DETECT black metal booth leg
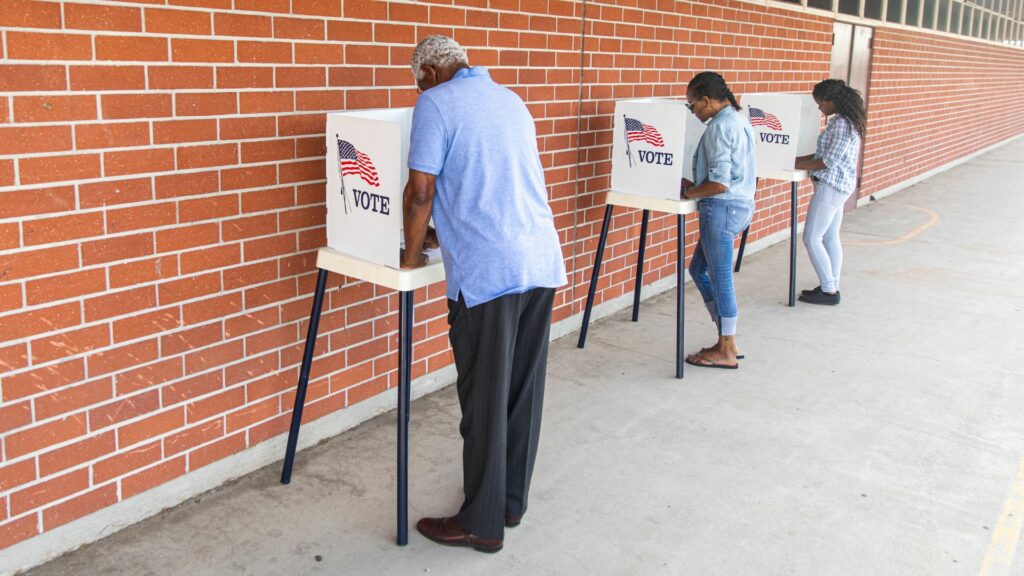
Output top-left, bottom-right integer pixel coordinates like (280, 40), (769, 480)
(676, 214), (685, 379)
(578, 205), (614, 348)
(280, 268), (330, 485)
(789, 181), (797, 307)
(396, 290), (414, 545)
(631, 209), (650, 322)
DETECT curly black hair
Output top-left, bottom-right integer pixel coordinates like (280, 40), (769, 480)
(687, 71), (741, 111)
(812, 79), (867, 139)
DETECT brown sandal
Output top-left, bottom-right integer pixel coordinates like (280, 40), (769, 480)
(685, 351), (739, 370)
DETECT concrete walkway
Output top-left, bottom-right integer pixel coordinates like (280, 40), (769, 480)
(21, 138), (1024, 576)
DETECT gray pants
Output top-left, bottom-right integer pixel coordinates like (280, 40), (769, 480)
(448, 287), (556, 540)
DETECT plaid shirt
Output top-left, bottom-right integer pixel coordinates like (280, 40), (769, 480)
(811, 115), (861, 194)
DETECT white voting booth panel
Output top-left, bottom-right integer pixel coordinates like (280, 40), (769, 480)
(740, 93), (819, 172)
(326, 108), (412, 269)
(611, 99), (706, 201)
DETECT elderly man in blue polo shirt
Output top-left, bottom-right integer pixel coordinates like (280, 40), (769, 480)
(400, 35), (567, 553)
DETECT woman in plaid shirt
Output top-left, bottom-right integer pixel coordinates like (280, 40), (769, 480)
(795, 79), (867, 306)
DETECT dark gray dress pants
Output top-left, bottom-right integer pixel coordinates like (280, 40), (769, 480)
(448, 287), (556, 540)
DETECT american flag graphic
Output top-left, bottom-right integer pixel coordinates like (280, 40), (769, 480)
(624, 117), (665, 147)
(337, 139), (380, 187)
(748, 107), (783, 131)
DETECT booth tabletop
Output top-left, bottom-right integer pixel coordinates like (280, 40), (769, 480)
(606, 191), (698, 215)
(315, 247), (446, 292)
(756, 168), (809, 182)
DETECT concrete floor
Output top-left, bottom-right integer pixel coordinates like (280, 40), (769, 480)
(21, 138), (1024, 576)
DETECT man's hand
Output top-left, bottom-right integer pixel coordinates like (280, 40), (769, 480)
(403, 169), (437, 270)
(400, 249), (429, 269)
(424, 227), (440, 250)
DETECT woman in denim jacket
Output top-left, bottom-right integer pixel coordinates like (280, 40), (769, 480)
(681, 72), (757, 370)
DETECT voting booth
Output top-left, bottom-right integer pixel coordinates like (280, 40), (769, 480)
(325, 108), (413, 269)
(284, 107), (445, 547)
(610, 98), (706, 200)
(581, 98), (703, 379)
(730, 93), (816, 307)
(739, 93), (819, 172)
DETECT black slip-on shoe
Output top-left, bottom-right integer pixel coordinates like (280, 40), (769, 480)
(798, 290), (840, 305)
(801, 286), (822, 296)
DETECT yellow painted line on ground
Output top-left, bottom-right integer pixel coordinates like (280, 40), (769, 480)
(979, 458), (1024, 576)
(845, 201), (940, 246)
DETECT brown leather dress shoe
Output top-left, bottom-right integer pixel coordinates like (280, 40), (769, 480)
(416, 516), (503, 553)
(504, 514), (522, 528)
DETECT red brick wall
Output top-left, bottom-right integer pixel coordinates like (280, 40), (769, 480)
(861, 27), (1024, 197)
(1, 0), (1022, 556)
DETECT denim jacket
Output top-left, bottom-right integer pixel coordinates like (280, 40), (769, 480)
(692, 106), (757, 202)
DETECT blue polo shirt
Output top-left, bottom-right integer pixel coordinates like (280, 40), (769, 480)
(693, 105), (757, 201)
(408, 67), (567, 307)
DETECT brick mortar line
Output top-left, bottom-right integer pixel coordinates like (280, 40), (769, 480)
(0, 338), (413, 455)
(0, 215), (324, 257)
(0, 286), (453, 379)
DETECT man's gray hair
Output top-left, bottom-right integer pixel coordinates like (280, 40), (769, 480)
(411, 35), (468, 81)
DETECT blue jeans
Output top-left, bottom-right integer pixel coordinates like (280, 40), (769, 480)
(688, 198), (753, 337)
(802, 181), (848, 294)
